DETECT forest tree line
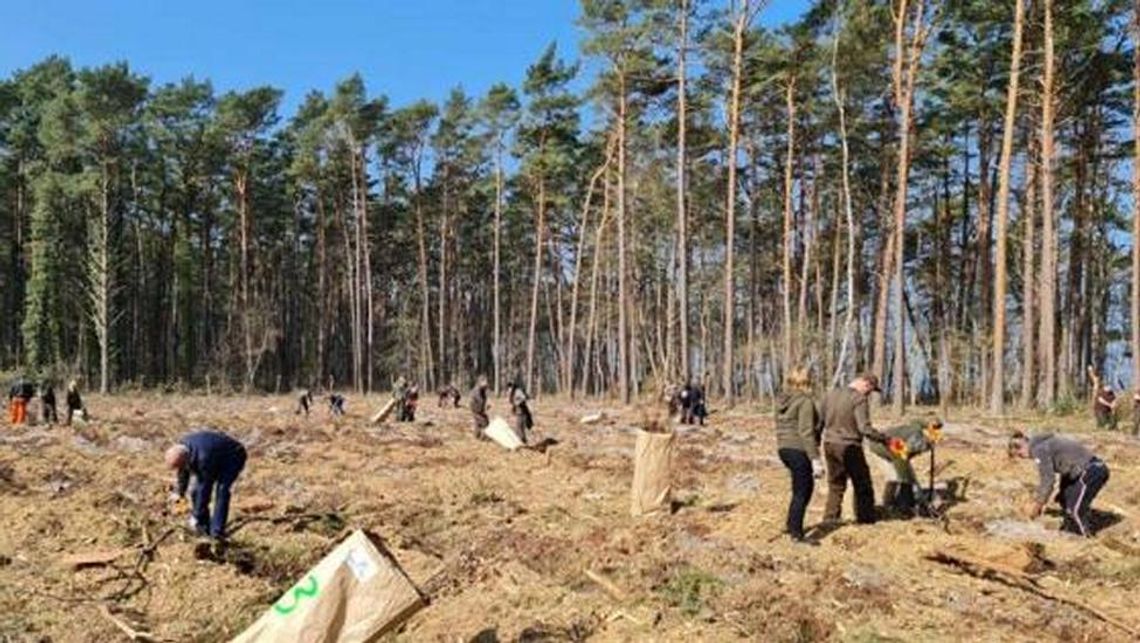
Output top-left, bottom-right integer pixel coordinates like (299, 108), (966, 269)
(0, 0), (1137, 413)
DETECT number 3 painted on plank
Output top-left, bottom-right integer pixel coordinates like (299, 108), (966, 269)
(273, 574), (320, 615)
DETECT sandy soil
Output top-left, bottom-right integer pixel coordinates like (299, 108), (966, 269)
(1, 393), (1139, 642)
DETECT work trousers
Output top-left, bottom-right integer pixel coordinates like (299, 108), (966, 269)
(778, 448), (814, 539)
(1058, 459), (1110, 537)
(823, 442), (877, 524)
(191, 447), (247, 539)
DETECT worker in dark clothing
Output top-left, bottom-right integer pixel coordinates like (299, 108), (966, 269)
(868, 419), (944, 515)
(775, 368), (823, 544)
(399, 386), (419, 422)
(392, 376), (409, 421)
(1008, 431), (1110, 537)
(165, 430), (247, 540)
(821, 373), (890, 525)
(679, 382), (707, 425)
(327, 394), (346, 417)
(469, 377), (490, 438)
(8, 380), (34, 425)
(664, 384), (682, 420)
(1094, 385), (1118, 431)
(507, 381), (534, 444)
(65, 380), (87, 426)
(295, 390), (313, 416)
(40, 382), (58, 425)
(438, 385), (461, 408)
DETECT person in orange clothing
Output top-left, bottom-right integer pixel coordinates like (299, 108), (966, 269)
(8, 380), (35, 425)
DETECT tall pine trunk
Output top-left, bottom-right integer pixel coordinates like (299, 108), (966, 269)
(617, 71), (630, 403)
(567, 144), (610, 397)
(1021, 131), (1038, 408)
(1039, 0), (1057, 408)
(676, 0), (690, 383)
(525, 177), (545, 394)
(781, 75), (797, 375)
(990, 0), (1024, 413)
(889, 0), (929, 413)
(830, 11), (857, 385)
(414, 155), (434, 390)
(493, 137), (504, 395)
(723, 2), (748, 402)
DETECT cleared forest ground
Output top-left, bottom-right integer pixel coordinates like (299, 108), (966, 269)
(2, 394), (1140, 642)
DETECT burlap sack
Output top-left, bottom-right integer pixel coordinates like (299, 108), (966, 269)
(370, 398), (398, 424)
(483, 416), (524, 451)
(630, 429), (675, 517)
(232, 530), (424, 643)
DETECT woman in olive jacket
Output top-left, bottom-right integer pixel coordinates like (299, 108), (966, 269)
(775, 368), (824, 543)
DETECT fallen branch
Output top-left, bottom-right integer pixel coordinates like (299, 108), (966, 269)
(927, 549), (1033, 581)
(584, 569), (627, 602)
(926, 550), (1138, 637)
(98, 605), (160, 642)
(60, 549), (133, 571)
(605, 610), (645, 626)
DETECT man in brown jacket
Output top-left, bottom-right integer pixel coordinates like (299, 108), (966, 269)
(821, 373), (889, 525)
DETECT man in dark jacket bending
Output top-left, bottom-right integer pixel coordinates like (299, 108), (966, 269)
(165, 429), (247, 540)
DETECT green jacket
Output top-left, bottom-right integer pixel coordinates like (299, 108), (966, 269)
(867, 421), (934, 484)
(775, 391), (822, 460)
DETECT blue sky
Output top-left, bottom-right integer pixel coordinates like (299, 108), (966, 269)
(0, 0), (809, 116)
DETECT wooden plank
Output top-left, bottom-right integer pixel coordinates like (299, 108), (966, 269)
(370, 398), (398, 424)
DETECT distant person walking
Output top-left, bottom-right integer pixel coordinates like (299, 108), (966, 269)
(165, 429), (247, 540)
(469, 377), (489, 438)
(399, 386), (419, 422)
(1094, 385), (1118, 431)
(40, 382), (58, 425)
(507, 380), (533, 444)
(295, 390), (313, 416)
(679, 381), (707, 426)
(65, 380), (87, 426)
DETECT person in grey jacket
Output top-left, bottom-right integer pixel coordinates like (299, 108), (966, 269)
(775, 367), (823, 544)
(1007, 431), (1110, 537)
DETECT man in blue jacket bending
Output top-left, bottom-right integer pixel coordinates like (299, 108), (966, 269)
(165, 429), (247, 540)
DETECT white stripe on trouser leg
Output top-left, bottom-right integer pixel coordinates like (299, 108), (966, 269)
(1070, 473), (1089, 537)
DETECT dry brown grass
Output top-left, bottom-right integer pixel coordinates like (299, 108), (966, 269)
(1, 393), (1139, 641)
